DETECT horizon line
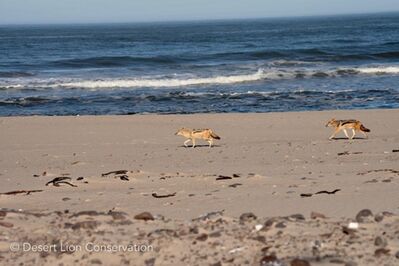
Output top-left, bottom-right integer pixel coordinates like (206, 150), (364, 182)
(1, 10), (399, 27)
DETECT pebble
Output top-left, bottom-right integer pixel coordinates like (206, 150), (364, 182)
(239, 212), (257, 223)
(0, 221), (13, 228)
(134, 212), (154, 221)
(374, 248), (390, 257)
(289, 214), (305, 221)
(196, 233), (208, 241)
(310, 211), (326, 219)
(260, 255), (280, 265)
(374, 236), (387, 247)
(290, 258), (311, 266)
(355, 209), (373, 223)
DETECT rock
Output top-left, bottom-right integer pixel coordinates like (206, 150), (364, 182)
(275, 222), (286, 228)
(395, 250), (399, 259)
(134, 212), (154, 221)
(289, 214), (305, 221)
(145, 258), (156, 266)
(210, 262), (222, 266)
(0, 211), (6, 219)
(374, 248), (390, 257)
(239, 212), (257, 223)
(344, 261), (358, 266)
(110, 212), (127, 220)
(374, 236), (387, 247)
(0, 221), (13, 228)
(90, 259), (102, 265)
(355, 209), (373, 223)
(374, 213), (384, 222)
(260, 255), (280, 265)
(196, 233), (208, 241)
(209, 231), (222, 238)
(71, 221), (99, 230)
(310, 211), (326, 219)
(62, 197), (71, 201)
(290, 258), (311, 266)
(264, 218), (275, 228)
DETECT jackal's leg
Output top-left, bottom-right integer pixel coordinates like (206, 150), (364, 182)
(351, 129), (356, 139)
(361, 131), (368, 139)
(343, 129), (350, 139)
(208, 139), (213, 148)
(192, 139), (196, 148)
(183, 139), (191, 147)
(329, 128), (340, 140)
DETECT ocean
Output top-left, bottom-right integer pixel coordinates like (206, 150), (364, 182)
(1, 13), (399, 116)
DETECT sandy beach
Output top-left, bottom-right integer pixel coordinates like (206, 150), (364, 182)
(1, 109), (399, 265)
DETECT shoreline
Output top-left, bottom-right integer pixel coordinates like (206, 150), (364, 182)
(1, 107), (399, 118)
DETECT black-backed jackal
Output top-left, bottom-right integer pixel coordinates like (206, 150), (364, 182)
(175, 128), (221, 148)
(325, 118), (370, 140)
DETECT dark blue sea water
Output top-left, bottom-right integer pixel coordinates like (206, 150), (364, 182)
(1, 13), (399, 116)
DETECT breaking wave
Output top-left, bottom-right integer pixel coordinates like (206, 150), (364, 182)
(1, 65), (399, 90)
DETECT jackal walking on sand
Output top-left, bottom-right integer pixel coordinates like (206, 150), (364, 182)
(326, 118), (370, 140)
(175, 128), (221, 148)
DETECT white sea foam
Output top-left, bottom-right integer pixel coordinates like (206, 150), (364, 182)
(356, 66), (399, 74)
(58, 69), (271, 88)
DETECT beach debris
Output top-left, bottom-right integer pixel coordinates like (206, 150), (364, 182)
(310, 211), (327, 219)
(342, 225), (357, 235)
(119, 175), (129, 181)
(0, 221), (14, 228)
(290, 258), (311, 266)
(62, 197), (71, 201)
(348, 222), (359, 229)
(151, 192), (176, 198)
(239, 212), (257, 223)
(233, 173), (240, 178)
(76, 177), (84, 180)
(392, 149), (399, 153)
(45, 177), (77, 187)
(0, 190), (43, 195)
(101, 170), (128, 176)
(228, 247), (245, 254)
(229, 183), (242, 188)
(315, 189), (340, 195)
(301, 189), (340, 197)
(134, 212), (154, 221)
(395, 251), (399, 259)
(358, 169), (399, 175)
(337, 151), (363, 156)
(216, 175), (232, 180)
(255, 224), (264, 231)
(193, 210), (224, 221)
(355, 209), (373, 223)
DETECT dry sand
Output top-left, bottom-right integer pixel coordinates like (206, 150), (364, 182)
(0, 109), (398, 265)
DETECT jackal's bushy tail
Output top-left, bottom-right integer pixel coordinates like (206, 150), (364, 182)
(360, 124), (370, 132)
(210, 131), (221, 139)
